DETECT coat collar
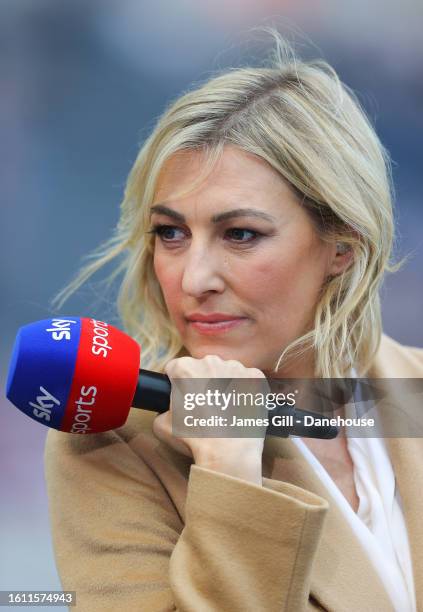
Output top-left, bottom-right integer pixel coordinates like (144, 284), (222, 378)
(369, 334), (423, 611)
(262, 334), (423, 611)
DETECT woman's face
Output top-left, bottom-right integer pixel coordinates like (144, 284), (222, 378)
(152, 146), (343, 375)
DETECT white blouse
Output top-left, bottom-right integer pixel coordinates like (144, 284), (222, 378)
(292, 390), (416, 611)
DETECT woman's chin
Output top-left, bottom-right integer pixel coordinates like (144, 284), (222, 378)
(190, 347), (234, 360)
(186, 344), (254, 367)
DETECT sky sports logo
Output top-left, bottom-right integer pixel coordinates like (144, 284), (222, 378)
(45, 319), (77, 341)
(27, 383), (98, 433)
(28, 386), (61, 422)
(44, 318), (113, 359)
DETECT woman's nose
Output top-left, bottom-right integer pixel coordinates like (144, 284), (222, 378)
(181, 244), (225, 297)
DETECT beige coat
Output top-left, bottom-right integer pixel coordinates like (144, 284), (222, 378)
(44, 334), (423, 611)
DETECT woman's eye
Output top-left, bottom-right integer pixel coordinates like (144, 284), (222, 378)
(148, 224), (263, 246)
(225, 228), (261, 243)
(149, 225), (187, 242)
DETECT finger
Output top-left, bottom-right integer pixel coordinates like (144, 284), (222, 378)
(152, 412), (193, 458)
(164, 357), (195, 378)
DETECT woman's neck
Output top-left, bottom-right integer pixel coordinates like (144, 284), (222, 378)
(264, 353), (317, 380)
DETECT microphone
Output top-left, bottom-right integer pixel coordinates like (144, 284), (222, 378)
(6, 317), (337, 438)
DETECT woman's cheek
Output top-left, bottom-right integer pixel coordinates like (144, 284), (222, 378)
(243, 256), (294, 297)
(154, 256), (181, 310)
(248, 257), (314, 334)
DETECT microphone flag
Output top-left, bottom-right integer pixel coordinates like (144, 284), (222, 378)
(6, 317), (140, 433)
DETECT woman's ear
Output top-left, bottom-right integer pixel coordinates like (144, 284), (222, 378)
(327, 242), (354, 277)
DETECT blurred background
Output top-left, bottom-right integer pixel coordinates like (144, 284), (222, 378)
(1, 0), (422, 604)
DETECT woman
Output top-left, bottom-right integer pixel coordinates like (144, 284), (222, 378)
(45, 32), (423, 611)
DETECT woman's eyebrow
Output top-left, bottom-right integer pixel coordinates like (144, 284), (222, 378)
(150, 204), (185, 222)
(150, 204), (276, 223)
(212, 208), (276, 223)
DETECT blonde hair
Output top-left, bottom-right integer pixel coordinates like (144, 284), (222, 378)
(54, 29), (398, 377)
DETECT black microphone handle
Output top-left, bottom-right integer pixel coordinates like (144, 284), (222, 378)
(132, 369), (338, 439)
(132, 369), (172, 414)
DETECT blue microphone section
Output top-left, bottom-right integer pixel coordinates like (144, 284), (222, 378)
(6, 318), (82, 430)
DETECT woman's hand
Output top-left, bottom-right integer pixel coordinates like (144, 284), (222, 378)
(153, 355), (268, 486)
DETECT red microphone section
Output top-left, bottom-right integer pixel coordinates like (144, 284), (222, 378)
(60, 318), (141, 433)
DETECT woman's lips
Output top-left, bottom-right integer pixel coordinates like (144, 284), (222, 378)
(187, 318), (248, 335)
